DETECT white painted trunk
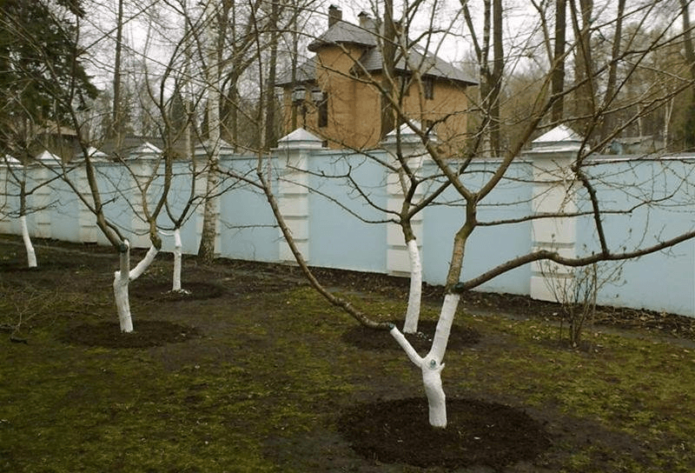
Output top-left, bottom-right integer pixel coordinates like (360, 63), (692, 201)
(172, 228), (182, 291)
(390, 328), (447, 428)
(390, 292), (461, 428)
(402, 239), (422, 333)
(113, 240), (133, 333)
(129, 244), (158, 281)
(20, 216), (37, 268)
(421, 355), (447, 428)
(428, 293), (460, 363)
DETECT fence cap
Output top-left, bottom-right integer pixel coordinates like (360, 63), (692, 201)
(532, 125), (582, 149)
(523, 125), (584, 159)
(276, 128), (325, 149)
(128, 142), (162, 159)
(73, 147), (108, 163)
(35, 150), (61, 164)
(2, 155), (22, 167)
(382, 121), (437, 146)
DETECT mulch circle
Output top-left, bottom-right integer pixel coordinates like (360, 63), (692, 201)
(130, 281), (224, 301)
(60, 320), (200, 348)
(338, 397), (551, 470)
(341, 319), (481, 352)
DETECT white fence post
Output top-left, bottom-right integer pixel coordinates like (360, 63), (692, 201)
(524, 125), (582, 302)
(33, 151), (61, 239)
(381, 123), (428, 276)
(275, 129), (324, 263)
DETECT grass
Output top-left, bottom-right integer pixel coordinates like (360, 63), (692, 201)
(1, 239), (695, 472)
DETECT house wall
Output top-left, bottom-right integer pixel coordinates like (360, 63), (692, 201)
(3, 147), (694, 318)
(400, 79), (470, 154)
(282, 48), (470, 151)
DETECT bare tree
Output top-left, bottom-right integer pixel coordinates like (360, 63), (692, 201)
(263, 0), (695, 430)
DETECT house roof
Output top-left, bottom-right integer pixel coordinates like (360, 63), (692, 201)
(356, 45), (477, 85)
(307, 20), (376, 52)
(276, 58), (316, 86)
(278, 16), (477, 87)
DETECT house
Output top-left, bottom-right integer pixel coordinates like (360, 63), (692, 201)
(277, 6), (477, 152)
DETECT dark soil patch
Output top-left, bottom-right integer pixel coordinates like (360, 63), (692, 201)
(222, 258), (695, 341)
(338, 397), (551, 470)
(131, 281), (224, 301)
(342, 319), (481, 352)
(60, 320), (200, 348)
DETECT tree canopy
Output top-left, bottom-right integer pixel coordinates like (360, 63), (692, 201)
(0, 0), (97, 147)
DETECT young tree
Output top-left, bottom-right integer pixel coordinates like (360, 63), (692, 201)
(265, 0), (695, 430)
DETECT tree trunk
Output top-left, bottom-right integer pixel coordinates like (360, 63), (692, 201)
(680, 0), (695, 149)
(172, 227), (183, 292)
(113, 240), (133, 333)
(490, 0), (504, 156)
(264, 0), (279, 150)
(599, 0), (625, 141)
(380, 0), (397, 139)
(390, 293), (460, 428)
(402, 238), (423, 333)
(19, 215), (37, 268)
(551, 0), (566, 123)
(111, 0), (125, 150)
(113, 241), (159, 333)
(198, 2), (222, 262)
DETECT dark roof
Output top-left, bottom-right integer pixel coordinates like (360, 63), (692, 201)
(307, 20), (376, 52)
(278, 18), (477, 87)
(276, 58), (316, 86)
(356, 46), (477, 85)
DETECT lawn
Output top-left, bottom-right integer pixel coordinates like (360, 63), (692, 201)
(1, 235), (694, 472)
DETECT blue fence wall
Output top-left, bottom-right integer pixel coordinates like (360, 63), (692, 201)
(1, 149), (694, 318)
(576, 158), (695, 315)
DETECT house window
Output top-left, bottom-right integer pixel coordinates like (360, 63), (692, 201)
(423, 76), (434, 100)
(318, 92), (328, 128)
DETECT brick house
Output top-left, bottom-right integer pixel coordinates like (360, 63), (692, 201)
(277, 6), (477, 152)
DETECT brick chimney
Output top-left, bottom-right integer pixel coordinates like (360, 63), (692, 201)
(358, 11), (376, 32)
(328, 5), (342, 27)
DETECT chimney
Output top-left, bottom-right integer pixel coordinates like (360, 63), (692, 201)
(358, 11), (376, 32)
(328, 5), (342, 27)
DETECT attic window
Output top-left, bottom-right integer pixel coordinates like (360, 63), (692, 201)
(423, 77), (434, 100)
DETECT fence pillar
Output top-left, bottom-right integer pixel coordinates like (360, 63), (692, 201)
(76, 163), (98, 244)
(194, 140), (234, 257)
(127, 143), (161, 248)
(523, 125), (582, 302)
(75, 148), (109, 244)
(381, 123), (429, 276)
(33, 151), (61, 239)
(275, 128), (324, 263)
(0, 157), (21, 234)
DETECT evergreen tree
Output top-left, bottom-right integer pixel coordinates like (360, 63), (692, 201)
(0, 0), (97, 148)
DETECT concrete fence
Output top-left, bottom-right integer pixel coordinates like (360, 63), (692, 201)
(1, 126), (694, 317)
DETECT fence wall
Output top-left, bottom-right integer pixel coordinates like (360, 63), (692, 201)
(1, 132), (694, 317)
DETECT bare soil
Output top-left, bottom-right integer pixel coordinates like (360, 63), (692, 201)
(2, 235), (695, 472)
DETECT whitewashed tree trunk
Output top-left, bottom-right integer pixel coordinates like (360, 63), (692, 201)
(113, 240), (133, 333)
(403, 238), (422, 333)
(129, 244), (158, 280)
(172, 228), (183, 292)
(113, 241), (159, 333)
(20, 215), (37, 268)
(391, 293), (461, 428)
